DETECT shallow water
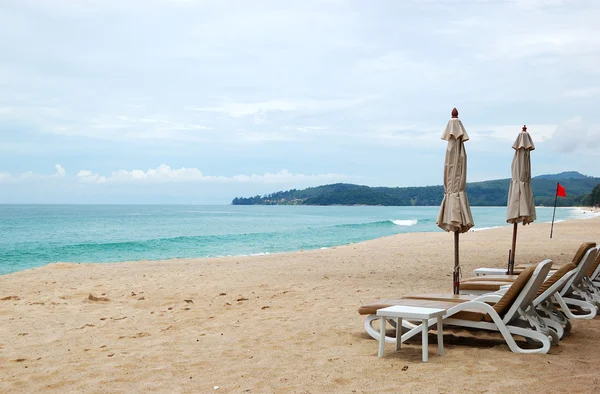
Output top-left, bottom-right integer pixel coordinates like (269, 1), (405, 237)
(0, 205), (590, 275)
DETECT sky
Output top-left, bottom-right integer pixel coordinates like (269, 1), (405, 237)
(1, 0), (599, 204)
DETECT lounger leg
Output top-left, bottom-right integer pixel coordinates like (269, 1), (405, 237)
(378, 317), (385, 357)
(395, 318), (402, 351)
(422, 319), (428, 362)
(437, 316), (444, 356)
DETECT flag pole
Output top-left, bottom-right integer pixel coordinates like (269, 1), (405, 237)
(550, 182), (559, 239)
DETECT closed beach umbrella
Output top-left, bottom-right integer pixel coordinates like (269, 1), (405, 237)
(506, 125), (536, 274)
(436, 108), (474, 294)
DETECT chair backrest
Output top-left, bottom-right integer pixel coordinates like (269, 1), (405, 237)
(500, 260), (553, 323)
(489, 260), (551, 321)
(587, 252), (600, 280)
(560, 246), (600, 296)
(572, 242), (597, 266)
(533, 263), (577, 306)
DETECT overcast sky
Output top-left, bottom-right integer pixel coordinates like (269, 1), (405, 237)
(1, 0), (599, 203)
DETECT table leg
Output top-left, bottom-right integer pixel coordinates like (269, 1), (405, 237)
(395, 318), (402, 351)
(437, 316), (444, 356)
(421, 319), (428, 362)
(378, 317), (385, 357)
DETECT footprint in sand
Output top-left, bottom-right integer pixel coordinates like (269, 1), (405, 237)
(88, 294), (110, 302)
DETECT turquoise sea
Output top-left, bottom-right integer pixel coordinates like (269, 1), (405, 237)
(0, 205), (596, 275)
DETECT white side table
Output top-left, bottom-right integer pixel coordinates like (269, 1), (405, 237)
(376, 305), (446, 362)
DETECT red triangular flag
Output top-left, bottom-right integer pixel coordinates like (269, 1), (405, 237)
(557, 183), (566, 197)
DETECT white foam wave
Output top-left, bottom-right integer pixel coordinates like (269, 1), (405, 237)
(545, 219), (565, 224)
(391, 219), (418, 226)
(569, 208), (600, 220)
(470, 226), (503, 232)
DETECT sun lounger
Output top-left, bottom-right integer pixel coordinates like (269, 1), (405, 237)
(359, 261), (554, 354)
(472, 241), (596, 276)
(513, 241), (596, 272)
(462, 248), (600, 338)
(461, 247), (600, 293)
(557, 248), (600, 309)
(409, 262), (593, 340)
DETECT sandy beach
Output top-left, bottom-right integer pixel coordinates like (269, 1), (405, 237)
(2, 216), (600, 393)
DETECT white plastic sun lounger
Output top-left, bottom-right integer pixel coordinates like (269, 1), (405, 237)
(472, 241), (596, 277)
(458, 248), (600, 338)
(358, 260), (554, 354)
(406, 262), (587, 341)
(557, 247), (600, 310)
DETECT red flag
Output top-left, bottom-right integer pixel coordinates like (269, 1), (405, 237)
(557, 183), (566, 197)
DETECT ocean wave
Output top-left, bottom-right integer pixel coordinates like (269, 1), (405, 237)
(568, 208), (600, 220)
(391, 219), (418, 226)
(470, 226), (503, 232)
(334, 219), (419, 229)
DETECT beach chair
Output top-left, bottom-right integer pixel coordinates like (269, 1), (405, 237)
(460, 247), (600, 333)
(579, 252), (600, 298)
(408, 262), (594, 340)
(465, 243), (598, 283)
(556, 247), (600, 310)
(472, 241), (596, 277)
(460, 246), (600, 291)
(358, 261), (554, 354)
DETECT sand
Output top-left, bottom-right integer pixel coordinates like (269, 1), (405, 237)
(2, 216), (600, 393)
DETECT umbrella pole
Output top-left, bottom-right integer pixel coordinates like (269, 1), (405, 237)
(509, 223), (517, 275)
(453, 231), (460, 294)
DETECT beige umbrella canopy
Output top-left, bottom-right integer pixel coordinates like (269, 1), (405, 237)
(506, 125), (536, 274)
(437, 108), (474, 294)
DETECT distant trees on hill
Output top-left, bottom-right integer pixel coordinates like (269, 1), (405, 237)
(582, 184), (600, 207)
(231, 172), (600, 207)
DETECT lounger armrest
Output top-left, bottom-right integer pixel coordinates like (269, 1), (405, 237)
(473, 294), (503, 303)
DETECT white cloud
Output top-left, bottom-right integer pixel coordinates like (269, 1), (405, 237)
(546, 117), (600, 154)
(469, 124), (557, 142)
(370, 123), (557, 146)
(72, 165), (352, 185)
(188, 97), (370, 118)
(564, 86), (600, 98)
(2, 165), (356, 186)
(0, 164), (67, 183)
(76, 170), (106, 184)
(54, 164), (66, 177)
(96, 165), (353, 184)
(2, 0), (600, 202)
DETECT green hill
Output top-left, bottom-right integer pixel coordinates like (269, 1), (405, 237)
(231, 171), (600, 207)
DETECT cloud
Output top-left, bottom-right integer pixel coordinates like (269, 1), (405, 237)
(76, 170), (106, 184)
(188, 97), (371, 119)
(563, 86), (600, 98)
(54, 164), (66, 177)
(2, 164), (357, 189)
(2, 0), (600, 203)
(546, 117), (600, 153)
(468, 124), (557, 143)
(72, 165), (354, 185)
(0, 164), (67, 183)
